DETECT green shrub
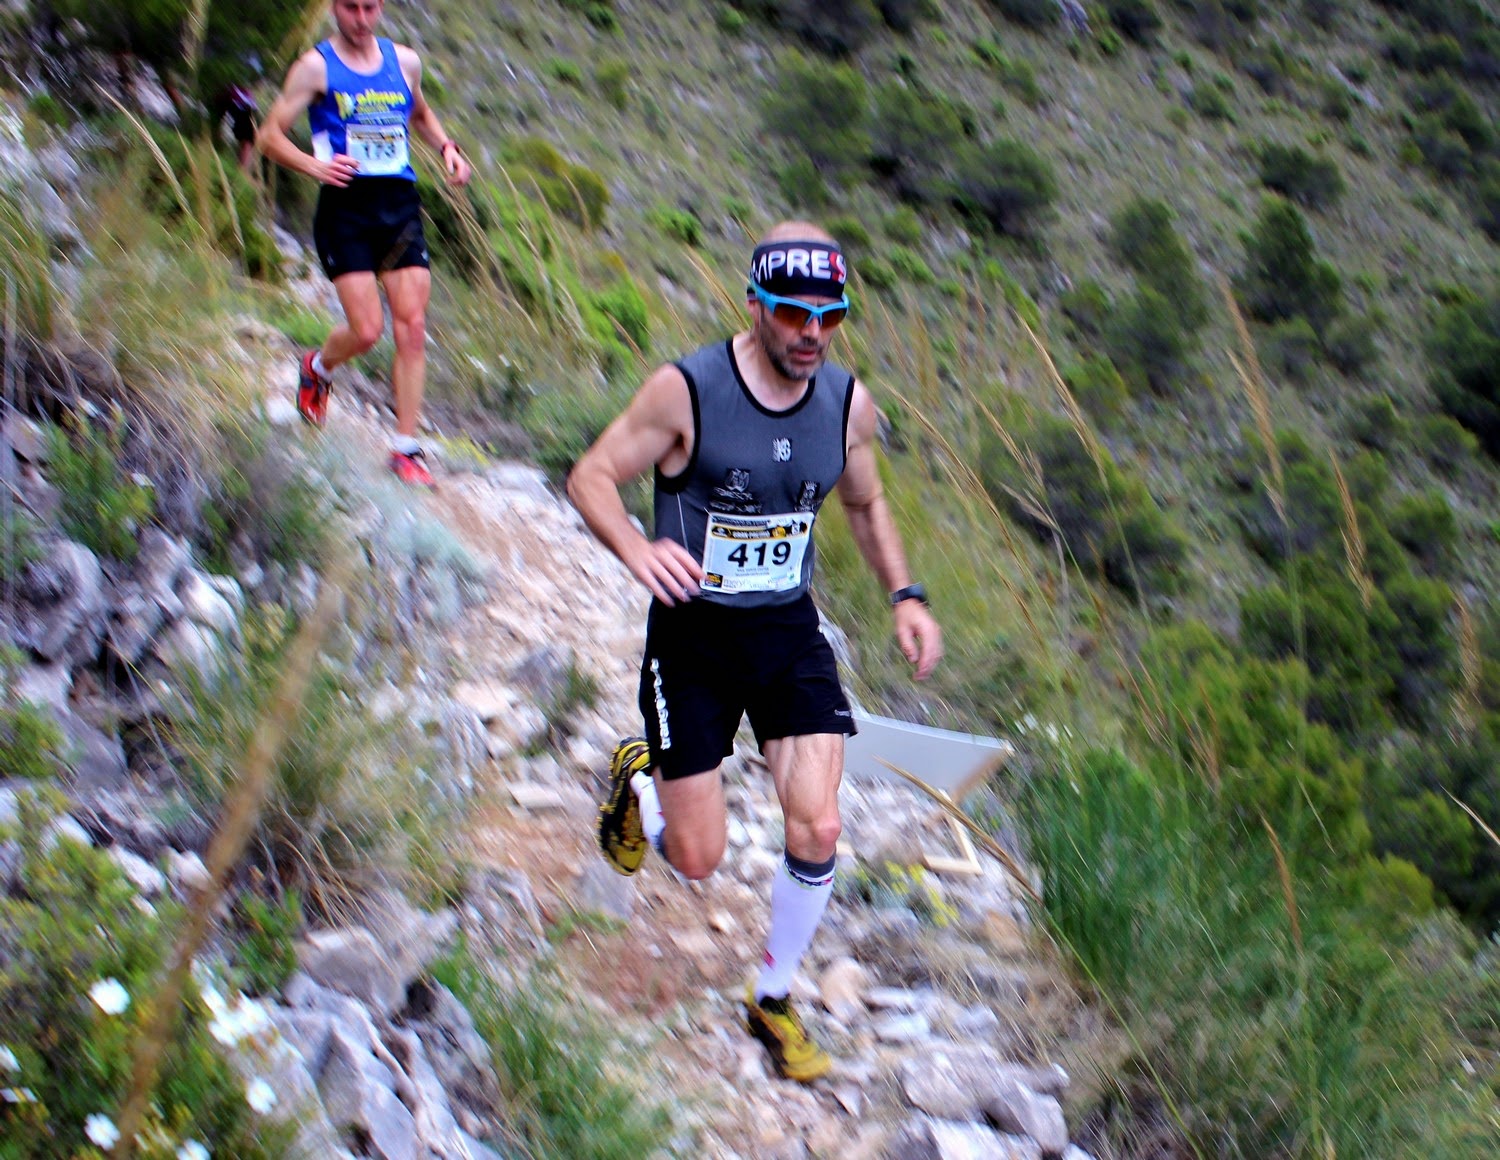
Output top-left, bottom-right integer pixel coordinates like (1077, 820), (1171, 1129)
(1063, 355), (1129, 418)
(986, 0), (1057, 30)
(1188, 79), (1235, 121)
(584, 275), (651, 355)
(0, 792), (286, 1159)
(545, 57), (587, 88)
(1105, 285), (1196, 392)
(595, 58), (631, 109)
(973, 43), (1045, 106)
(235, 888), (302, 997)
(648, 204), (702, 246)
(1416, 412), (1480, 475)
(46, 415), (154, 562)
(877, 0), (939, 33)
(200, 418), (332, 571)
(889, 245), (934, 284)
(1388, 490), (1458, 571)
(524, 384), (635, 485)
(1428, 290), (1500, 458)
(432, 943), (674, 1160)
(166, 605), (425, 920)
(763, 52), (871, 173)
(1322, 312), (1380, 376)
(777, 156), (830, 209)
(503, 137), (611, 231)
(1109, 196), (1208, 329)
(951, 139), (1058, 238)
(869, 81), (969, 199)
(982, 409), (1188, 597)
(0, 653), (65, 782)
(1107, 0), (1162, 44)
(0, 504), (43, 584)
(1348, 394), (1402, 450)
(1236, 195), (1344, 334)
(0, 188), (54, 338)
(781, 0), (884, 56)
(1262, 316), (1322, 383)
(1319, 77), (1354, 122)
(1059, 279), (1112, 340)
(1257, 142), (1346, 210)
(883, 206), (923, 245)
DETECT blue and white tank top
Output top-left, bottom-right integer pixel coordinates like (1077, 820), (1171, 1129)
(655, 340), (855, 608)
(307, 38), (417, 182)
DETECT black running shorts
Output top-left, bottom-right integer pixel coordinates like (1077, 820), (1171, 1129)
(637, 593), (857, 781)
(312, 177), (429, 279)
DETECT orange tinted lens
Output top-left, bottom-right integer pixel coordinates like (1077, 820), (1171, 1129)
(820, 306), (848, 329)
(771, 302), (815, 327)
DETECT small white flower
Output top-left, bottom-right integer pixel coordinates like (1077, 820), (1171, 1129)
(89, 978), (131, 1016)
(0, 1045), (17, 1072)
(84, 1113), (121, 1148)
(177, 1141), (211, 1160)
(245, 1077), (276, 1114)
(2, 1087), (37, 1104)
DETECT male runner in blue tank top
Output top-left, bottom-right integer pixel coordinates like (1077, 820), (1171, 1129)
(569, 221), (942, 1082)
(256, 0), (471, 487)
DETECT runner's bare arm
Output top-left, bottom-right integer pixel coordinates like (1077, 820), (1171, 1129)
(567, 365), (705, 606)
(256, 52), (357, 186)
(397, 46), (471, 187)
(837, 381), (942, 680)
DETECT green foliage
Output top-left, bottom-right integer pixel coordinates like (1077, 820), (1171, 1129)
(0, 654), (65, 782)
(876, 0), (939, 34)
(46, 415), (154, 562)
(1015, 745), (1495, 1158)
(49, 0), (310, 105)
(546, 57), (587, 88)
(1257, 142), (1346, 210)
(0, 794), (285, 1158)
(882, 206), (923, 246)
(1322, 312), (1380, 376)
(523, 383), (635, 486)
(763, 52), (871, 174)
(985, 0), (1057, 30)
(1262, 316), (1322, 384)
(1106, 0), (1163, 45)
(200, 418), (332, 571)
(1388, 490), (1458, 572)
(166, 605), (422, 919)
(1372, 726), (1500, 927)
(889, 245), (934, 284)
(503, 137), (611, 231)
(973, 41), (1043, 106)
(583, 274), (651, 370)
(431, 943), (674, 1160)
(234, 888), (302, 997)
(981, 408), (1188, 597)
(0, 504), (43, 584)
(951, 139), (1058, 238)
(558, 0), (620, 32)
(870, 81), (969, 199)
(595, 58), (632, 109)
(1416, 412), (1480, 476)
(1062, 354), (1129, 419)
(1428, 289), (1500, 459)
(1058, 279), (1112, 341)
(1188, 79), (1236, 122)
(648, 204), (702, 246)
(1109, 196), (1208, 330)
(1348, 394), (1402, 451)
(0, 187), (54, 338)
(1236, 195), (1344, 335)
(1105, 284), (1196, 393)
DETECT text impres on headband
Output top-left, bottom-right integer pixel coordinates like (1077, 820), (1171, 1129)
(748, 240), (850, 328)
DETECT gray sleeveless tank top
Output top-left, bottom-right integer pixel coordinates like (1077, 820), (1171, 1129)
(655, 340), (855, 608)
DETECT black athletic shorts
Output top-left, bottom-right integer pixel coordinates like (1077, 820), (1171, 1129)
(312, 177), (429, 279)
(638, 592), (857, 781)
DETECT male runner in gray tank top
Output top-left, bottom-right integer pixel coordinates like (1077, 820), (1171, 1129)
(568, 221), (942, 1082)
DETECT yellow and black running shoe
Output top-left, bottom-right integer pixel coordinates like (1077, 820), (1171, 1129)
(596, 737), (652, 875)
(744, 985), (832, 1083)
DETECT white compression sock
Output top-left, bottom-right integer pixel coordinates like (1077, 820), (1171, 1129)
(391, 434), (421, 455)
(633, 771), (667, 858)
(311, 351), (330, 378)
(754, 850), (836, 1002)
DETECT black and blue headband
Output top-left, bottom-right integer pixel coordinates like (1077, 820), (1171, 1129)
(748, 241), (848, 299)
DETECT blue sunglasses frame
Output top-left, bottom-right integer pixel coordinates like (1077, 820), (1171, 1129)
(748, 281), (851, 328)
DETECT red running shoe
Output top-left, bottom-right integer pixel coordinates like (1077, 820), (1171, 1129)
(297, 350), (331, 427)
(389, 448), (435, 488)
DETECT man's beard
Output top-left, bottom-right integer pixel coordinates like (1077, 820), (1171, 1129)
(758, 326), (826, 383)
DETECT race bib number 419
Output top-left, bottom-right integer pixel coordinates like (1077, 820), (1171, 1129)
(700, 512), (812, 594)
(345, 124), (409, 175)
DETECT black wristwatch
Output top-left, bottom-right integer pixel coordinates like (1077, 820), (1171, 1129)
(889, 583), (928, 607)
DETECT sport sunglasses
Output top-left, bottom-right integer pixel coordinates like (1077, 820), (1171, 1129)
(749, 281), (850, 330)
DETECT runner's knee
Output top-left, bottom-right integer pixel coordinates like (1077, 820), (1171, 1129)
(667, 831), (726, 880)
(785, 813), (841, 862)
(391, 312), (425, 351)
(349, 314), (384, 351)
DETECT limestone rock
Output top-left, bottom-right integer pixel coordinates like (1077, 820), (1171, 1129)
(296, 928), (406, 1018)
